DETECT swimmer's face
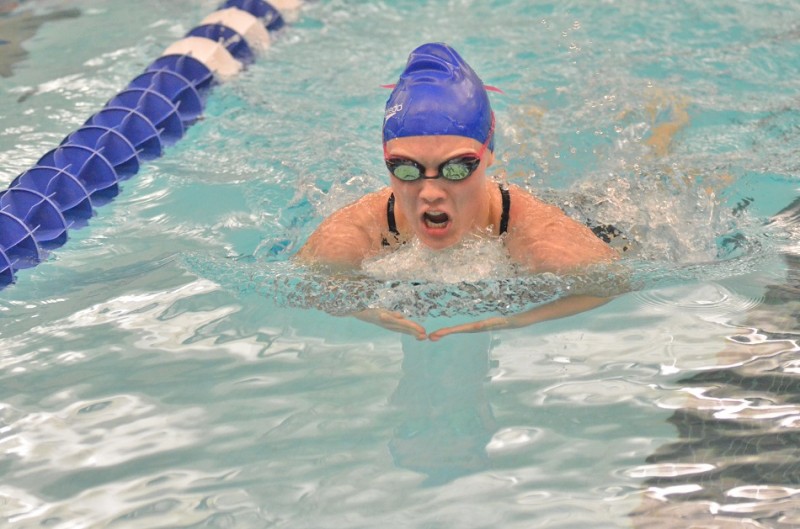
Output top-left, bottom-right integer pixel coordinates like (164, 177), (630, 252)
(385, 135), (495, 250)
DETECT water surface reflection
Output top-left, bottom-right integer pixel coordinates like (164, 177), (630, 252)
(390, 333), (496, 486)
(633, 203), (800, 528)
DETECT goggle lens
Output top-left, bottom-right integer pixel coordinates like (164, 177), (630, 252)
(391, 162), (423, 181)
(441, 158), (475, 180)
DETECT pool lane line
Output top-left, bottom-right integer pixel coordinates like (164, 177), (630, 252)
(0, 0), (297, 289)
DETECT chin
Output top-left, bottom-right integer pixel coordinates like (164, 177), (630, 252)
(415, 222), (466, 250)
(418, 234), (460, 251)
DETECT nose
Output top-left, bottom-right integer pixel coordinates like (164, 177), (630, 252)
(417, 176), (447, 203)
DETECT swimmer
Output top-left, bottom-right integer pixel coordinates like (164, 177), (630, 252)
(297, 42), (619, 340)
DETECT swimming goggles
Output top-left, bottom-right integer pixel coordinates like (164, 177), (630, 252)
(384, 114), (494, 182)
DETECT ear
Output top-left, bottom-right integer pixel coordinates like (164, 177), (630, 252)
(485, 150), (495, 168)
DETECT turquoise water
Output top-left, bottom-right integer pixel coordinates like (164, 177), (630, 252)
(2, 0), (800, 527)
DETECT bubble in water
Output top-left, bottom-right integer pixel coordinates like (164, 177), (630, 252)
(362, 237), (513, 284)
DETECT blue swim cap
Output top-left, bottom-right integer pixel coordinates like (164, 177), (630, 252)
(383, 43), (494, 150)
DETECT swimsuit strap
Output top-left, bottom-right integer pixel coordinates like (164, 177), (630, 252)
(387, 192), (399, 235)
(499, 184), (510, 235)
(382, 193), (399, 247)
(384, 186), (510, 245)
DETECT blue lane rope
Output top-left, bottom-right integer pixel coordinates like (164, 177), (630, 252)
(0, 0), (291, 288)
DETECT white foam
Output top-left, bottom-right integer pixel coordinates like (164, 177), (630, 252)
(362, 236), (516, 283)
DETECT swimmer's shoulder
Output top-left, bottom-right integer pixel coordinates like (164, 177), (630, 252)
(503, 184), (618, 272)
(296, 188), (393, 269)
(504, 184), (565, 229)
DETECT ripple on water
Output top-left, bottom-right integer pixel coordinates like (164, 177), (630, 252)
(631, 281), (764, 320)
(0, 393), (204, 471)
(0, 470), (270, 528)
(486, 427), (544, 453)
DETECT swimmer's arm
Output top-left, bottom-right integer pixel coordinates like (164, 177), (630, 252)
(296, 222), (372, 270)
(496, 187), (617, 270)
(427, 195), (623, 340)
(299, 229), (428, 338)
(296, 191), (428, 337)
(353, 308), (428, 341)
(505, 196), (620, 273)
(295, 193), (388, 270)
(298, 222), (428, 335)
(430, 239), (628, 340)
(428, 294), (610, 341)
(299, 225), (427, 337)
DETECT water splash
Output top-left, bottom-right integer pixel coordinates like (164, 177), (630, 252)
(182, 219), (781, 321)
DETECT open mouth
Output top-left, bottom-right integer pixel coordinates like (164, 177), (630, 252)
(423, 211), (450, 229)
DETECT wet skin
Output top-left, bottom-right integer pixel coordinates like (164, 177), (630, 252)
(297, 135), (619, 340)
(384, 135), (500, 249)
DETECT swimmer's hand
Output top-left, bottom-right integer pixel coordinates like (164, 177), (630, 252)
(428, 316), (510, 341)
(355, 296), (611, 341)
(353, 308), (427, 341)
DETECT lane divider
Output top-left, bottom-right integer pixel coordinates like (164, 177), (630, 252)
(0, 0), (297, 288)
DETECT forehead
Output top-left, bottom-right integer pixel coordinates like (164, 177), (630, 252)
(384, 135), (483, 158)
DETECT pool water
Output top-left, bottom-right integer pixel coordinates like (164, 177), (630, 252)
(2, 0), (800, 527)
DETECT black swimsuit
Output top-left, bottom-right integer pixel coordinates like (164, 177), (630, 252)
(382, 184), (510, 247)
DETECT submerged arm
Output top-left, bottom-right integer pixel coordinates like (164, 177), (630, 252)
(296, 189), (429, 338)
(429, 294), (611, 341)
(428, 190), (623, 341)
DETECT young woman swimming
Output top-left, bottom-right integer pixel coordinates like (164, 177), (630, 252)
(297, 42), (619, 340)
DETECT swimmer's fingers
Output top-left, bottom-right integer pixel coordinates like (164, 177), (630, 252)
(428, 316), (509, 341)
(353, 309), (428, 340)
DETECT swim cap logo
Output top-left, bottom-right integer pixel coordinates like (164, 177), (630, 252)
(385, 103), (403, 121)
